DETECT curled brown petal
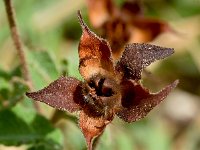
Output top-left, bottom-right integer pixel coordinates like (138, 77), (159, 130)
(26, 76), (83, 113)
(79, 111), (112, 150)
(117, 80), (179, 123)
(77, 11), (115, 80)
(116, 43), (174, 80)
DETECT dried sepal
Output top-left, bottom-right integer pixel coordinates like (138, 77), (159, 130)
(86, 0), (115, 28)
(26, 76), (83, 112)
(117, 80), (179, 122)
(116, 43), (174, 80)
(77, 11), (115, 80)
(121, 0), (144, 18)
(130, 17), (171, 43)
(79, 111), (112, 150)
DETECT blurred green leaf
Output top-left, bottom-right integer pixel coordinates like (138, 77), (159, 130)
(27, 139), (62, 150)
(0, 104), (63, 148)
(27, 50), (59, 89)
(31, 115), (54, 136)
(155, 52), (200, 94)
(0, 109), (37, 146)
(0, 66), (28, 110)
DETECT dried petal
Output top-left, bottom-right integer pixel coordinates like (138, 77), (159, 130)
(130, 17), (171, 43)
(26, 76), (83, 112)
(79, 111), (112, 150)
(103, 18), (131, 61)
(77, 11), (115, 80)
(86, 0), (114, 28)
(116, 43), (174, 80)
(117, 80), (178, 122)
(121, 0), (144, 19)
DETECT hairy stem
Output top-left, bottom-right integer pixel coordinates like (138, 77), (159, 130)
(3, 0), (40, 111)
(4, 0), (30, 82)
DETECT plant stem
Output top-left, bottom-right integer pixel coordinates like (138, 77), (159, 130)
(3, 0), (40, 112)
(4, 0), (30, 82)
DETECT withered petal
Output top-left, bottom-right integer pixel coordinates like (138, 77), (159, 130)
(116, 43), (174, 80)
(130, 17), (171, 42)
(121, 0), (144, 18)
(86, 0), (115, 28)
(26, 76), (83, 113)
(117, 80), (178, 123)
(79, 111), (111, 150)
(77, 11), (115, 80)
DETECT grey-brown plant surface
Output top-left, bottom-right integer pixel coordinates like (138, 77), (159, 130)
(26, 11), (178, 150)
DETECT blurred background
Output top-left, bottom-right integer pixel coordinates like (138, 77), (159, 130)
(0, 0), (200, 150)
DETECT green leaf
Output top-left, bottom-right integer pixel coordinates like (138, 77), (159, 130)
(28, 139), (62, 150)
(0, 104), (63, 147)
(0, 109), (37, 146)
(46, 128), (63, 146)
(65, 46), (82, 80)
(31, 115), (54, 136)
(27, 50), (59, 89)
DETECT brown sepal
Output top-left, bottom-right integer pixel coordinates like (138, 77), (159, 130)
(121, 0), (144, 19)
(77, 11), (115, 80)
(86, 0), (115, 28)
(79, 111), (112, 150)
(26, 76), (83, 113)
(116, 43), (174, 80)
(130, 17), (171, 43)
(117, 80), (179, 122)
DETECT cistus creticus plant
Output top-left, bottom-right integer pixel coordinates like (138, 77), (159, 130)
(26, 11), (178, 150)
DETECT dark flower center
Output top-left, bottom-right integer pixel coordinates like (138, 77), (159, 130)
(82, 75), (119, 117)
(88, 77), (114, 97)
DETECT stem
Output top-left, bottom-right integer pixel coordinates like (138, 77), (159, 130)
(4, 0), (30, 82)
(3, 0), (40, 112)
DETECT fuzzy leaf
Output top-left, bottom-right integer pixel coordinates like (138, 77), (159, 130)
(117, 80), (178, 122)
(77, 11), (115, 80)
(26, 76), (83, 112)
(116, 43), (174, 80)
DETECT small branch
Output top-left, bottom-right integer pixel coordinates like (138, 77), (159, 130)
(3, 0), (40, 112)
(4, 0), (30, 82)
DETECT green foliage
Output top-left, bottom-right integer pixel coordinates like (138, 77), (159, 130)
(0, 104), (63, 149)
(0, 67), (28, 110)
(27, 50), (59, 89)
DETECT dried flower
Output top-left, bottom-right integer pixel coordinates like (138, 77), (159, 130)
(86, 0), (173, 60)
(26, 11), (178, 150)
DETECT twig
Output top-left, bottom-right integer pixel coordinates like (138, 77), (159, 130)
(4, 0), (30, 82)
(3, 0), (40, 112)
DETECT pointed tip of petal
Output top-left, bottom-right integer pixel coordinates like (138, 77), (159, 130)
(26, 92), (36, 99)
(77, 10), (90, 33)
(173, 79), (179, 87)
(117, 79), (179, 122)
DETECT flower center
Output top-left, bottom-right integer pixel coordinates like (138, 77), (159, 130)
(82, 74), (119, 117)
